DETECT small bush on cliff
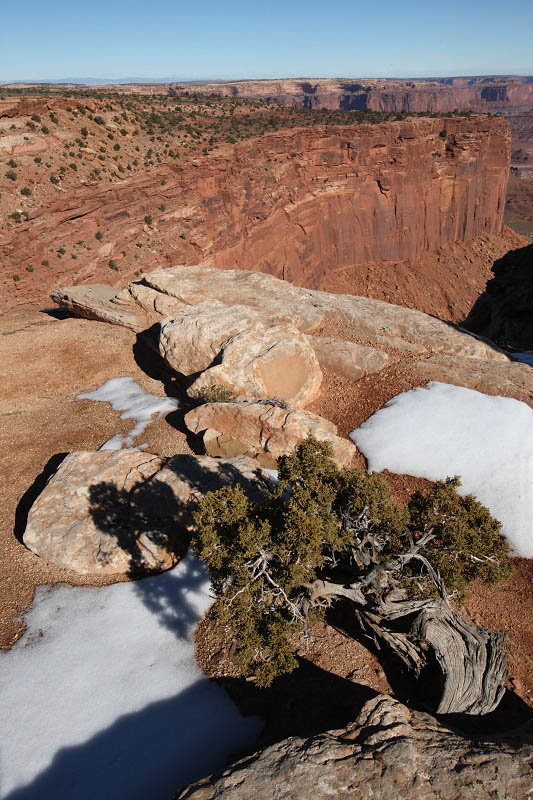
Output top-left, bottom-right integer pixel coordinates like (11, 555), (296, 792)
(192, 438), (511, 687)
(196, 385), (237, 404)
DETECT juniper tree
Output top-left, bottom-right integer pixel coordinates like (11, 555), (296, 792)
(192, 438), (512, 714)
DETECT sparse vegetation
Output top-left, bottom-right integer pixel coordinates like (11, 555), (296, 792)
(192, 438), (511, 699)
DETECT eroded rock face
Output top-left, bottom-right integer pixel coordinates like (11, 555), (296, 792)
(188, 324), (322, 408)
(176, 694), (533, 800)
(184, 402), (356, 468)
(23, 450), (270, 576)
(159, 302), (268, 375)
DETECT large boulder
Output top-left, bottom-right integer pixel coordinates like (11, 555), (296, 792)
(188, 324), (323, 408)
(23, 450), (271, 576)
(176, 694), (533, 800)
(159, 301), (267, 375)
(184, 401), (356, 467)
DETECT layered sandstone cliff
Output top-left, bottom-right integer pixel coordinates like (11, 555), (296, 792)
(0, 116), (510, 306)
(171, 76), (533, 113)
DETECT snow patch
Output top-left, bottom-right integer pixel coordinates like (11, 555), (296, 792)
(350, 382), (533, 558)
(0, 555), (261, 799)
(77, 377), (179, 450)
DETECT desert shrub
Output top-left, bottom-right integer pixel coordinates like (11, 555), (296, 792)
(9, 212), (22, 223)
(439, 129), (447, 139)
(41, 125), (49, 134)
(50, 175), (60, 185)
(20, 187), (32, 196)
(34, 156), (42, 164)
(196, 384), (237, 404)
(6, 170), (17, 181)
(7, 159), (17, 168)
(25, 265), (34, 272)
(41, 259), (49, 267)
(12, 274), (20, 282)
(192, 438), (512, 686)
(108, 260), (119, 270)
(95, 231), (103, 240)
(31, 114), (41, 123)
(144, 215), (153, 225)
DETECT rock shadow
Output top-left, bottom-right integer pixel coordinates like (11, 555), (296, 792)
(3, 677), (261, 800)
(132, 326), (207, 454)
(215, 656), (378, 749)
(461, 243), (533, 350)
(14, 452), (69, 544)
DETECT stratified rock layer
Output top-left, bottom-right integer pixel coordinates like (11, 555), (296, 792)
(23, 450), (270, 576)
(176, 694), (533, 800)
(10, 117), (510, 300)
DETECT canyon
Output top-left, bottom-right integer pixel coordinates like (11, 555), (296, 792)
(0, 99), (514, 319)
(169, 75), (533, 114)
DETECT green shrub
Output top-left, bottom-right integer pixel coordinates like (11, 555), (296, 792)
(9, 212), (22, 223)
(108, 259), (119, 270)
(12, 274), (20, 282)
(25, 265), (34, 272)
(20, 187), (32, 196)
(144, 215), (153, 225)
(31, 114), (41, 123)
(192, 438), (512, 686)
(41, 125), (50, 134)
(50, 175), (60, 185)
(6, 170), (17, 181)
(196, 384), (237, 404)
(95, 231), (103, 241)
(7, 159), (17, 168)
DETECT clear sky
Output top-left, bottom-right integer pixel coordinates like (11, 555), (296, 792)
(1, 0), (531, 83)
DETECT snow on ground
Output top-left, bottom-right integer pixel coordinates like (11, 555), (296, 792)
(77, 377), (179, 450)
(350, 381), (533, 558)
(0, 555), (261, 800)
(512, 351), (533, 366)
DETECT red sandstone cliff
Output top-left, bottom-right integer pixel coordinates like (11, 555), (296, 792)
(171, 77), (533, 114)
(0, 116), (510, 310)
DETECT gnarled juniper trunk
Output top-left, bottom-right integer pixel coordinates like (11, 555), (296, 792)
(307, 527), (508, 715)
(354, 600), (507, 715)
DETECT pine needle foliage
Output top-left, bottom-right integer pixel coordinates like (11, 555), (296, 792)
(191, 438), (512, 686)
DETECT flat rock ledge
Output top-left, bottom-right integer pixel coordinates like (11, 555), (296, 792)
(23, 450), (271, 576)
(176, 694), (533, 800)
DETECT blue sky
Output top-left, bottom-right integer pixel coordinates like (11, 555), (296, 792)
(1, 0), (531, 82)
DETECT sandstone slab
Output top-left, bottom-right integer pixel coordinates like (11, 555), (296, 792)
(177, 694), (533, 800)
(23, 450), (270, 576)
(184, 401), (356, 467)
(307, 334), (389, 380)
(188, 324), (323, 408)
(413, 354), (533, 406)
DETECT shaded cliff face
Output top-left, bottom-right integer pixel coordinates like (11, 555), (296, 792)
(0, 116), (510, 311)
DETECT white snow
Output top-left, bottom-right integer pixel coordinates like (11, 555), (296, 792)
(0, 555), (261, 800)
(350, 381), (533, 558)
(77, 377), (179, 450)
(512, 351), (533, 366)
